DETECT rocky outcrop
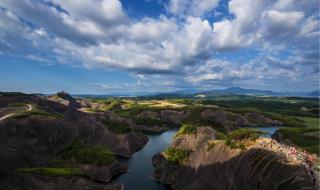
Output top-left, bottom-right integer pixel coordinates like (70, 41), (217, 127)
(201, 109), (232, 126)
(0, 116), (129, 190)
(97, 130), (148, 157)
(153, 127), (315, 190)
(80, 162), (128, 182)
(137, 110), (159, 119)
(245, 112), (282, 126)
(47, 91), (81, 109)
(0, 93), (149, 189)
(160, 110), (190, 125)
(106, 112), (134, 126)
(131, 124), (169, 134)
(234, 114), (249, 127)
(105, 112), (169, 134)
(200, 110), (283, 128)
(271, 130), (295, 147)
(137, 110), (190, 125)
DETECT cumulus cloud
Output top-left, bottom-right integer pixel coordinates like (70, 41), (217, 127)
(0, 0), (318, 91)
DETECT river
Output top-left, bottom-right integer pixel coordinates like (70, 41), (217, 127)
(110, 127), (282, 189)
(254, 126), (282, 138)
(112, 130), (178, 190)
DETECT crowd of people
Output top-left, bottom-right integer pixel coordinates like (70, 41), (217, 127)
(258, 138), (319, 187)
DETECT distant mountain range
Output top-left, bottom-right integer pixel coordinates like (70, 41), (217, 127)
(53, 87), (319, 98)
(195, 87), (320, 98)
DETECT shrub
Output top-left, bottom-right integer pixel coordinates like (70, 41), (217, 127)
(102, 120), (132, 134)
(239, 143), (246, 151)
(175, 124), (197, 137)
(207, 142), (216, 151)
(215, 132), (227, 140)
(8, 102), (28, 107)
(227, 128), (264, 142)
(58, 137), (115, 166)
(134, 117), (163, 126)
(164, 147), (189, 164)
(16, 167), (88, 177)
(225, 128), (264, 150)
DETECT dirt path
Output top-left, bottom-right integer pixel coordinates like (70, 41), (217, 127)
(0, 104), (33, 121)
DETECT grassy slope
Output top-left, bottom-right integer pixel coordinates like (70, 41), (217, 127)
(277, 127), (319, 155)
(16, 167), (88, 177)
(58, 137), (116, 166)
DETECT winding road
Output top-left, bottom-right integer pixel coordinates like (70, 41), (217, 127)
(0, 104), (32, 121)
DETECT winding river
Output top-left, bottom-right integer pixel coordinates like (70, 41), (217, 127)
(112, 130), (177, 190)
(111, 127), (282, 189)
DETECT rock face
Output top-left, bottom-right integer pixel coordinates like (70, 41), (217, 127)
(137, 110), (190, 125)
(271, 130), (295, 147)
(138, 110), (159, 119)
(234, 114), (249, 127)
(201, 109), (232, 127)
(152, 127), (314, 190)
(47, 91), (81, 109)
(104, 109), (190, 134)
(105, 112), (169, 134)
(200, 109), (283, 128)
(245, 112), (282, 126)
(0, 93), (148, 189)
(80, 162), (128, 182)
(97, 130), (148, 157)
(160, 110), (190, 125)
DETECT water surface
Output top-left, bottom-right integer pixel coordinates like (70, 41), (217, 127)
(112, 130), (177, 190)
(254, 126), (283, 138)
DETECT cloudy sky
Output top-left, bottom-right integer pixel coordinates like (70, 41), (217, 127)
(0, 0), (319, 94)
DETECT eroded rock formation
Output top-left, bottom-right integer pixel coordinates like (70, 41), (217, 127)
(0, 93), (148, 189)
(153, 127), (314, 190)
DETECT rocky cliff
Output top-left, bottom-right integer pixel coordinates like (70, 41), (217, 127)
(0, 93), (148, 189)
(152, 127), (315, 190)
(200, 109), (282, 129)
(47, 91), (82, 109)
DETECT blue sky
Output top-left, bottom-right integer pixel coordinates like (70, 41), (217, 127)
(0, 0), (319, 94)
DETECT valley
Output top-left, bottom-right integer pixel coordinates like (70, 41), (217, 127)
(0, 92), (319, 190)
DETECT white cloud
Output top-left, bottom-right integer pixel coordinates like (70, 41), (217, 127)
(50, 0), (127, 25)
(168, 0), (220, 17)
(0, 0), (318, 91)
(212, 0), (266, 49)
(130, 16), (178, 43)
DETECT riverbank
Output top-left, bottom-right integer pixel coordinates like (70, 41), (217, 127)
(111, 130), (177, 190)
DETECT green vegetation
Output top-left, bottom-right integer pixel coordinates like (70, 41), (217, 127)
(84, 108), (101, 113)
(9, 106), (64, 120)
(215, 132), (227, 140)
(277, 127), (319, 155)
(134, 117), (163, 126)
(16, 167), (88, 177)
(225, 128), (265, 149)
(206, 141), (217, 151)
(297, 117), (320, 128)
(115, 105), (160, 119)
(199, 96), (319, 127)
(8, 102), (28, 107)
(164, 147), (189, 164)
(227, 128), (264, 141)
(58, 137), (115, 166)
(175, 124), (197, 137)
(102, 120), (132, 133)
(83, 98), (123, 112)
